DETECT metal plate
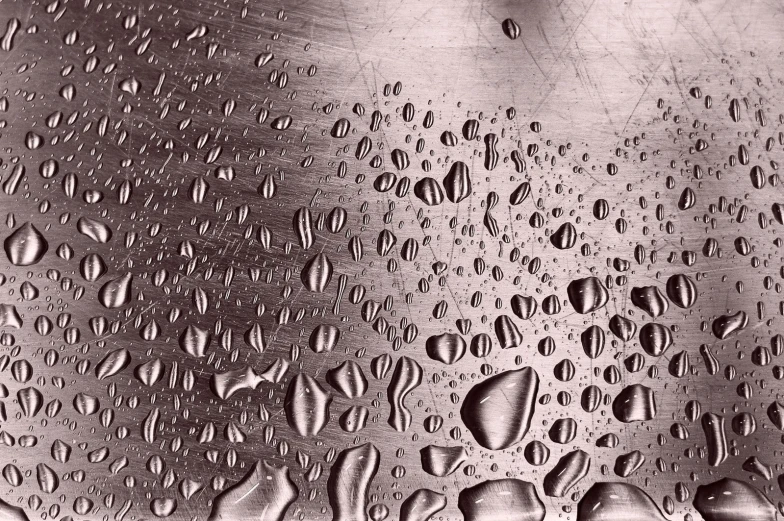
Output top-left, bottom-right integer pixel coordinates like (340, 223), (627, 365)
(0, 0), (780, 520)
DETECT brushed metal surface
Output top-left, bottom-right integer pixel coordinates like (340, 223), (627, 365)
(0, 0), (781, 520)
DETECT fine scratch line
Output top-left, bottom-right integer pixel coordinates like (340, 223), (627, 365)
(236, 482), (260, 503)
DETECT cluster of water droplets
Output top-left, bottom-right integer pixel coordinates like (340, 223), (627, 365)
(0, 2), (782, 520)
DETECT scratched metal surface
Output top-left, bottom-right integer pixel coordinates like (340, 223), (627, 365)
(0, 0), (782, 520)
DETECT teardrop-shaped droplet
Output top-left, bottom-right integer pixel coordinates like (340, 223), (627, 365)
(4, 223), (48, 266)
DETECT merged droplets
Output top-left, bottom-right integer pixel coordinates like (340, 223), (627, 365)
(420, 445), (467, 477)
(0, 498), (29, 521)
(327, 443), (380, 521)
(458, 479), (545, 521)
(387, 356), (423, 432)
(578, 483), (667, 521)
(701, 412), (728, 466)
(693, 478), (776, 521)
(712, 310), (748, 339)
(544, 450), (590, 497)
(208, 461), (299, 521)
(399, 489), (447, 521)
